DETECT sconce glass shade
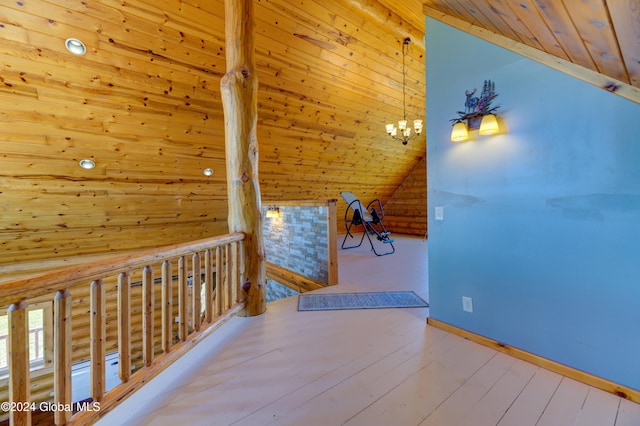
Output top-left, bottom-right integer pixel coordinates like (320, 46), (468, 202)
(450, 122), (469, 142)
(479, 114), (499, 135)
(385, 123), (397, 136)
(413, 119), (423, 135)
(266, 207), (280, 219)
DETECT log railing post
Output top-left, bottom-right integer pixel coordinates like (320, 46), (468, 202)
(8, 301), (31, 426)
(90, 279), (106, 402)
(232, 241), (240, 304)
(54, 290), (72, 425)
(142, 266), (154, 366)
(204, 249), (213, 323)
(215, 246), (223, 317)
(178, 256), (187, 341)
(191, 253), (201, 332)
(225, 244), (232, 310)
(161, 260), (172, 353)
(327, 200), (339, 286)
(221, 0), (266, 317)
(118, 272), (131, 383)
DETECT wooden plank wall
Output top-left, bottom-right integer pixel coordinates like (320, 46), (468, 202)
(382, 156), (427, 236)
(0, 0), (426, 266)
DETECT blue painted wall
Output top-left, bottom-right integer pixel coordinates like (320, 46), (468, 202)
(426, 18), (640, 390)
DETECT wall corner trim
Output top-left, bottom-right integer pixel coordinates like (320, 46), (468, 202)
(426, 317), (640, 404)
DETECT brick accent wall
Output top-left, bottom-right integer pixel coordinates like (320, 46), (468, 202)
(263, 205), (329, 283)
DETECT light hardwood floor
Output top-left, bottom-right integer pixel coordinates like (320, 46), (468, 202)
(98, 235), (640, 426)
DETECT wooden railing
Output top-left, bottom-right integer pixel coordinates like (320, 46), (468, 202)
(0, 327), (44, 370)
(0, 233), (245, 425)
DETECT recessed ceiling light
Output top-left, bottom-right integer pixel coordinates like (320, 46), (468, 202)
(65, 38), (86, 55)
(79, 159), (96, 169)
(203, 168), (214, 176)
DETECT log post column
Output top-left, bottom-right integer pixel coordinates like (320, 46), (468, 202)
(221, 0), (266, 316)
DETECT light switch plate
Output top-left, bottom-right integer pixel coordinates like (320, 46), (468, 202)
(462, 296), (473, 313)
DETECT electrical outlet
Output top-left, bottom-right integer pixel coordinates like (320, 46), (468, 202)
(462, 296), (473, 313)
(435, 206), (444, 221)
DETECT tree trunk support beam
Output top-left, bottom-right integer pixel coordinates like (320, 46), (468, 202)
(221, 0), (266, 317)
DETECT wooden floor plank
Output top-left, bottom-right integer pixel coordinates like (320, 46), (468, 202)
(234, 327), (450, 425)
(420, 352), (520, 426)
(458, 358), (539, 426)
(536, 377), (591, 426)
(496, 367), (563, 426)
(341, 338), (497, 425)
(574, 387), (620, 426)
(615, 397), (640, 426)
(261, 332), (463, 426)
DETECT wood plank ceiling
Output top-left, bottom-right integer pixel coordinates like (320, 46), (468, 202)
(423, 0), (640, 103)
(0, 0), (426, 263)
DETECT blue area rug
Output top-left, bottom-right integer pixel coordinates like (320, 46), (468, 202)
(298, 291), (429, 311)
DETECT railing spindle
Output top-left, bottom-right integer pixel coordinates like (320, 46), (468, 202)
(225, 244), (232, 310)
(231, 242), (239, 304)
(204, 249), (213, 323)
(54, 290), (72, 425)
(161, 260), (172, 353)
(118, 272), (131, 383)
(142, 266), (154, 366)
(192, 253), (201, 332)
(238, 241), (245, 301)
(178, 256), (187, 341)
(90, 279), (106, 402)
(215, 246), (222, 317)
(8, 301), (31, 426)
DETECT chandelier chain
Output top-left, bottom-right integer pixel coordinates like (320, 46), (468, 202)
(403, 38), (407, 121)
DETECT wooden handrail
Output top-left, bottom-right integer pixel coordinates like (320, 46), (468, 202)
(0, 233), (244, 307)
(266, 263), (325, 293)
(1, 233), (246, 425)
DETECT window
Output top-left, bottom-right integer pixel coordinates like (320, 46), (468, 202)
(0, 302), (53, 377)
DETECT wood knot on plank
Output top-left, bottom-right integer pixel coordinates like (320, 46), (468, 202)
(603, 81), (620, 92)
(241, 173), (250, 183)
(241, 68), (250, 79)
(242, 280), (251, 292)
(615, 390), (628, 399)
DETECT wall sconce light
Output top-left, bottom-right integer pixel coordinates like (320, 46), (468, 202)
(265, 206), (281, 219)
(450, 80), (501, 142)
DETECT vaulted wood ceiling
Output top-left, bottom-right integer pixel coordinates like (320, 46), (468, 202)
(424, 0), (640, 104)
(0, 0), (426, 263)
(1, 0), (638, 264)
